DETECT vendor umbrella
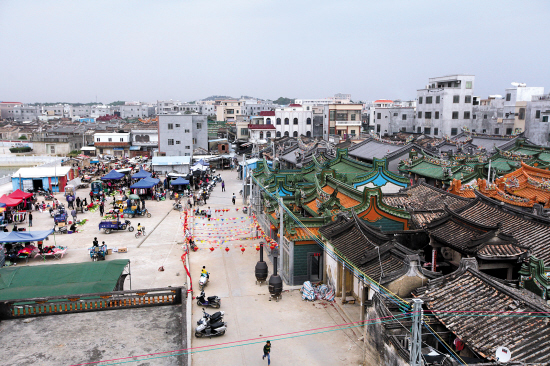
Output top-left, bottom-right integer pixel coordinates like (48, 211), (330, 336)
(131, 169), (151, 180)
(0, 195), (22, 207)
(101, 169), (125, 180)
(170, 177), (190, 186)
(129, 194), (140, 200)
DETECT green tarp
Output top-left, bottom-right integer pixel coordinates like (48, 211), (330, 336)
(0, 259), (129, 301)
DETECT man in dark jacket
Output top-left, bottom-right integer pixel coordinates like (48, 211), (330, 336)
(262, 341), (271, 365)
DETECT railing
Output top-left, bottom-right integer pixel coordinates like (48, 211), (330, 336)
(335, 120), (362, 126)
(532, 94), (550, 101)
(0, 286), (184, 320)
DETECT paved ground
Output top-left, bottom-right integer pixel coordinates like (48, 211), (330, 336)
(189, 170), (364, 366)
(0, 305), (185, 366)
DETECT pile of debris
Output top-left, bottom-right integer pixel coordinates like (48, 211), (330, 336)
(300, 281), (335, 302)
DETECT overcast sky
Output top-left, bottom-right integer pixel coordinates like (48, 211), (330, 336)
(1, 0), (549, 104)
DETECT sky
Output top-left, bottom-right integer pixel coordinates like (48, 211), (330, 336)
(1, 0), (550, 104)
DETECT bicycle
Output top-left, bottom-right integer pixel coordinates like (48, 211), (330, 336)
(135, 228), (146, 238)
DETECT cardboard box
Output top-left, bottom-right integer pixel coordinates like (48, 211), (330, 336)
(118, 247), (128, 253)
(107, 249), (112, 255)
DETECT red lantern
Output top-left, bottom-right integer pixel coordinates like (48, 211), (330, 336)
(225, 247), (230, 252)
(255, 246), (260, 251)
(241, 247), (245, 254)
(209, 247), (215, 252)
(270, 244), (275, 250)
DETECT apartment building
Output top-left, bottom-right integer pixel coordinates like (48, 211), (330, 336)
(525, 94), (550, 146)
(274, 104), (313, 138)
(243, 100), (275, 116)
(157, 100), (215, 116)
(0, 102), (22, 119)
(322, 104), (363, 139)
(12, 104), (41, 121)
(416, 75), (475, 137)
(158, 114), (208, 156)
(216, 100), (245, 122)
(295, 93), (352, 106)
(94, 132), (131, 156)
(112, 104), (155, 119)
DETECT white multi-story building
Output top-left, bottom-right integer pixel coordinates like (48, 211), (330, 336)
(94, 132), (131, 156)
(295, 93), (352, 106)
(156, 100), (215, 116)
(416, 75), (475, 137)
(243, 100), (276, 116)
(90, 105), (112, 118)
(274, 104), (313, 138)
(12, 104), (41, 121)
(112, 104), (154, 119)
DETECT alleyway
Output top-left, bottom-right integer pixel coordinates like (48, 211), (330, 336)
(189, 169), (364, 365)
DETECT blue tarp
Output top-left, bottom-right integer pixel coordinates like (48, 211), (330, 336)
(170, 177), (189, 186)
(193, 159), (209, 167)
(101, 169), (125, 180)
(130, 177), (160, 189)
(0, 229), (54, 243)
(132, 169), (151, 180)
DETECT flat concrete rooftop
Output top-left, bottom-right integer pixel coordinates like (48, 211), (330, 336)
(0, 305), (185, 366)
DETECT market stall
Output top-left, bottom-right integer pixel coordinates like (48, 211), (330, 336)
(130, 177), (160, 199)
(131, 168), (152, 180)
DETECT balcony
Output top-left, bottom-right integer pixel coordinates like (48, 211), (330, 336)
(335, 120), (362, 126)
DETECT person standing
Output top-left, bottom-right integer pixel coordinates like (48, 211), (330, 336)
(71, 208), (77, 222)
(232, 193), (236, 205)
(221, 181), (225, 192)
(76, 196), (81, 208)
(28, 212), (33, 227)
(206, 207), (212, 221)
(99, 202), (104, 217)
(193, 194), (197, 207)
(262, 341), (271, 365)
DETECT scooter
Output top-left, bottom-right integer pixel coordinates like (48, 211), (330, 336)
(199, 272), (209, 290)
(196, 291), (221, 308)
(173, 202), (183, 211)
(196, 308), (225, 325)
(195, 317), (227, 338)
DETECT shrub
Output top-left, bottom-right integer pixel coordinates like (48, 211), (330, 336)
(10, 146), (33, 153)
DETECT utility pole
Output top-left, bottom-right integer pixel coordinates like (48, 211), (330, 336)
(410, 298), (424, 366)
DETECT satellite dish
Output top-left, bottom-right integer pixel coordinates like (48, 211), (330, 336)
(496, 346), (512, 362)
(511, 82), (520, 87)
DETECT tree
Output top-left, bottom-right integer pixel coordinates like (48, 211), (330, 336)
(18, 135), (27, 140)
(273, 97), (295, 105)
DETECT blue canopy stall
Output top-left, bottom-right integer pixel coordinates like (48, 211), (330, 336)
(131, 169), (151, 180)
(170, 177), (190, 186)
(101, 169), (125, 180)
(193, 159), (209, 167)
(0, 229), (54, 243)
(130, 177), (160, 189)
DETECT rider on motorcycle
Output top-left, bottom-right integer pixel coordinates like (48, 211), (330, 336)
(201, 266), (209, 279)
(137, 223), (143, 233)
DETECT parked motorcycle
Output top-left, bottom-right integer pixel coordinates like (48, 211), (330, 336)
(196, 291), (220, 308)
(173, 202), (183, 211)
(196, 308), (225, 325)
(199, 272), (209, 290)
(195, 308), (227, 338)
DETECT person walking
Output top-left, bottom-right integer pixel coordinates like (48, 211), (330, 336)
(71, 208), (77, 222)
(28, 212), (33, 227)
(76, 196), (81, 208)
(99, 202), (104, 217)
(221, 181), (225, 192)
(232, 193), (236, 205)
(193, 194), (197, 207)
(206, 207), (212, 221)
(262, 341), (271, 365)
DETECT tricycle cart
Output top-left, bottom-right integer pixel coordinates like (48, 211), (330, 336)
(99, 219), (134, 234)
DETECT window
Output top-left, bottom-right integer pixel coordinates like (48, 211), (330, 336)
(418, 97), (423, 104)
(536, 110), (541, 119)
(351, 114), (356, 120)
(466, 81), (472, 89)
(293, 131), (298, 137)
(393, 113), (398, 117)
(284, 118), (289, 125)
(482, 129), (486, 133)
(424, 127), (431, 134)
(96, 138), (100, 142)
(176, 140), (181, 144)
(284, 131), (289, 137)
(464, 111), (470, 119)
(452, 112), (459, 119)
(175, 124), (180, 127)
(168, 139), (174, 145)
(401, 127), (407, 132)
(168, 123), (173, 130)
(435, 111), (440, 119)
(306, 131), (311, 137)
(329, 110), (336, 120)
(350, 130), (356, 135)
(240, 128), (248, 135)
(376, 124), (381, 133)
(293, 118), (298, 125)
(185, 129), (190, 133)
(473, 114), (476, 119)
(465, 95), (471, 103)
(266, 132), (271, 138)
(543, 116), (549, 122)
(418, 111), (423, 118)
(451, 128), (458, 136)
(259, 132), (263, 139)
(377, 113), (381, 119)
(484, 114), (488, 119)
(108, 138), (112, 142)
(192, 138), (197, 144)
(402, 114), (407, 120)
(185, 145), (190, 149)
(472, 129), (476, 132)
(434, 128), (439, 136)
(453, 95), (460, 103)
(266, 118), (271, 124)
(276, 131), (281, 137)
(306, 118), (311, 125)
(506, 93), (511, 102)
(495, 128), (500, 134)
(120, 138), (123, 142)
(426, 96), (432, 104)
(425, 112), (432, 119)
(276, 118), (281, 125)
(506, 128), (513, 135)
(436, 96), (440, 103)
(519, 108), (525, 120)
(417, 127), (421, 133)
(196, 123), (202, 129)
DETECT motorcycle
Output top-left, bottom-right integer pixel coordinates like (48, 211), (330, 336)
(135, 227), (146, 238)
(173, 202), (183, 211)
(196, 291), (220, 308)
(195, 308), (226, 338)
(196, 308), (225, 325)
(199, 272), (209, 290)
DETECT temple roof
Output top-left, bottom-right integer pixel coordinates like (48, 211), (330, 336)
(416, 258), (550, 364)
